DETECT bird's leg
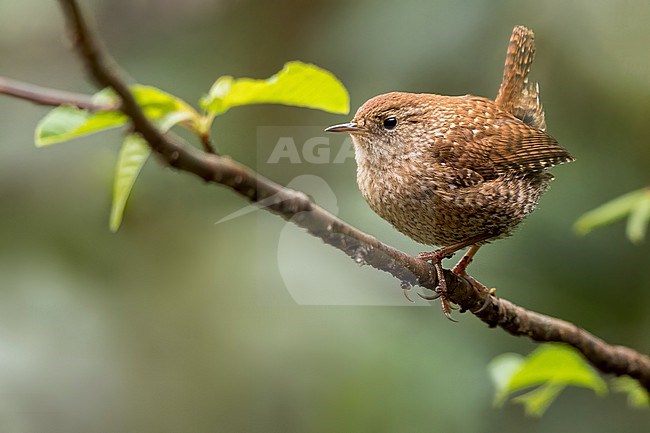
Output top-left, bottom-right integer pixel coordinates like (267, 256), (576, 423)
(415, 251), (455, 319)
(416, 233), (494, 320)
(451, 244), (481, 277)
(417, 248), (453, 263)
(451, 242), (499, 314)
(416, 243), (458, 298)
(415, 243), (473, 320)
(417, 254), (457, 320)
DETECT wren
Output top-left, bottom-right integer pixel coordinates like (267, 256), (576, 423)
(326, 26), (574, 318)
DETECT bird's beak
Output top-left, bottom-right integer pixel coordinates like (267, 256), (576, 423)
(325, 122), (361, 133)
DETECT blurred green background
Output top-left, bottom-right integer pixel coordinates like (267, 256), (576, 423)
(1, 0), (649, 431)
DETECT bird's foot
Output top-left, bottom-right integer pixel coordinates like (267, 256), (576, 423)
(417, 251), (458, 322)
(417, 250), (453, 263)
(473, 287), (497, 314)
(418, 290), (457, 321)
(459, 273), (497, 314)
(416, 239), (492, 321)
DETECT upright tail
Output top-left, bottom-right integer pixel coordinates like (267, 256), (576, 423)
(495, 25), (546, 131)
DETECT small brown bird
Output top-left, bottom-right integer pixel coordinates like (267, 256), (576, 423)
(326, 26), (573, 318)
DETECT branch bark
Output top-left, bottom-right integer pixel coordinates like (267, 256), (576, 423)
(3, 0), (647, 391)
(0, 76), (110, 110)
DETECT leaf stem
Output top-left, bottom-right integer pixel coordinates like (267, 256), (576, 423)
(199, 131), (216, 154)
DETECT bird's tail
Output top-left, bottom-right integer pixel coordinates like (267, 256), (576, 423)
(495, 25), (546, 131)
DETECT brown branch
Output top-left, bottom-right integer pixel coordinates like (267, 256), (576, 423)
(0, 76), (112, 110)
(20, 0), (642, 391)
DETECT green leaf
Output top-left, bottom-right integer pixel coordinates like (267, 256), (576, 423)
(91, 87), (120, 107)
(110, 134), (151, 232)
(574, 188), (650, 236)
(108, 107), (192, 232)
(626, 193), (650, 244)
(509, 345), (607, 394)
(200, 61), (350, 117)
(131, 85), (198, 124)
(35, 85), (198, 147)
(488, 353), (524, 406)
(611, 376), (650, 409)
(489, 344), (607, 416)
(35, 106), (127, 146)
(512, 382), (566, 417)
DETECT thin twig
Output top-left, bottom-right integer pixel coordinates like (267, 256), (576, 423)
(10, 0), (638, 391)
(0, 76), (112, 110)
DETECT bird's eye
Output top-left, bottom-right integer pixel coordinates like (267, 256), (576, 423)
(382, 116), (398, 130)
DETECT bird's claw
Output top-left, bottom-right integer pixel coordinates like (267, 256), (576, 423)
(417, 289), (442, 301)
(401, 281), (415, 303)
(403, 287), (415, 303)
(473, 294), (492, 314)
(416, 256), (459, 321)
(473, 287), (497, 314)
(418, 288), (458, 322)
(440, 296), (458, 322)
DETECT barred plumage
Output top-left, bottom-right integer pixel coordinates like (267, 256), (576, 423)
(325, 25), (573, 318)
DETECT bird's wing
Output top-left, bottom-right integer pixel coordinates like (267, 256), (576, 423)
(437, 116), (573, 182)
(477, 117), (574, 177)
